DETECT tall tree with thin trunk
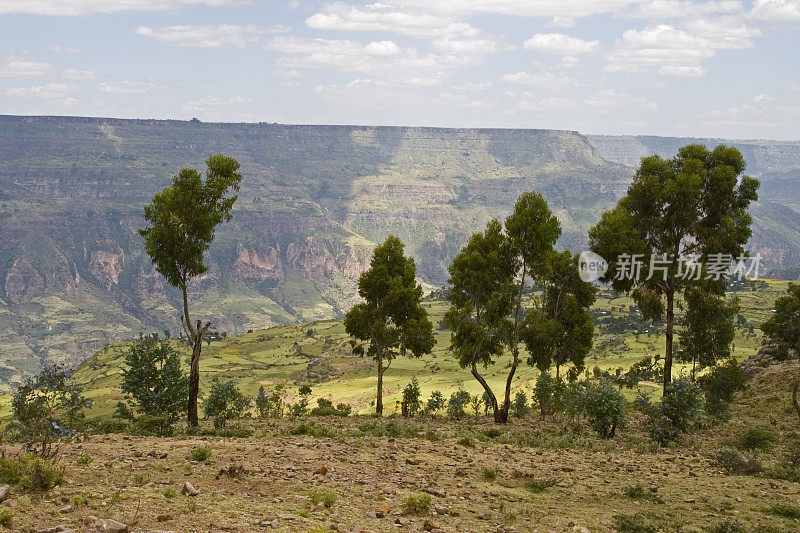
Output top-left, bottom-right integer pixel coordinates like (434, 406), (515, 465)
(589, 144), (758, 395)
(139, 154), (241, 426)
(344, 236), (434, 416)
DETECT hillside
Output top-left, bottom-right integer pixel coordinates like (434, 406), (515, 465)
(1, 116), (799, 391)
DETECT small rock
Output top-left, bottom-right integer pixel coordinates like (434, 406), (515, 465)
(181, 481), (199, 496)
(434, 506), (450, 515)
(477, 511), (492, 520)
(313, 465), (328, 476)
(378, 503), (392, 514)
(0, 484), (9, 503)
(449, 509), (459, 516)
(157, 514), (173, 522)
(88, 518), (129, 533)
(423, 519), (440, 531)
(3, 498), (17, 508)
(59, 505), (74, 513)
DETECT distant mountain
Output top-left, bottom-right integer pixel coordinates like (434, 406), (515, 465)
(1, 116), (798, 389)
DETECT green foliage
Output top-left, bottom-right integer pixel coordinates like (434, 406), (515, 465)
(356, 419), (418, 438)
(769, 502), (800, 519)
(0, 507), (11, 527)
(425, 391), (445, 415)
(202, 378), (249, 427)
(401, 377), (422, 418)
(345, 236), (434, 415)
(677, 289), (739, 372)
(482, 466), (500, 480)
(0, 453), (64, 491)
(735, 427), (777, 452)
(533, 372), (557, 417)
(524, 477), (559, 493)
(512, 391), (530, 418)
(75, 451), (92, 465)
(400, 493), (431, 515)
(705, 518), (749, 533)
(298, 385), (312, 396)
(255, 386), (284, 418)
(287, 398), (309, 417)
(698, 358), (745, 419)
(4, 365), (91, 458)
(760, 283), (800, 360)
(115, 334), (188, 435)
(580, 379), (627, 438)
(613, 512), (660, 533)
(290, 423), (341, 438)
(621, 355), (663, 389)
(310, 398), (351, 417)
(590, 144), (759, 393)
(164, 487), (177, 499)
(623, 485), (664, 503)
(457, 435), (475, 447)
(713, 448), (763, 475)
(636, 377), (704, 445)
(190, 445), (212, 462)
(308, 488), (337, 508)
(447, 390), (471, 419)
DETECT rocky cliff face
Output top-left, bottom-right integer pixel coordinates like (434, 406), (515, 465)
(0, 116), (798, 390)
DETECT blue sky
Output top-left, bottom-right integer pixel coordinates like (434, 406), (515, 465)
(0, 0), (798, 138)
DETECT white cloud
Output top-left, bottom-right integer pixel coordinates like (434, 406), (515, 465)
(47, 44), (81, 53)
(584, 88), (658, 111)
(62, 68), (96, 80)
(499, 70), (574, 88)
(266, 36), (489, 86)
(548, 16), (575, 28)
(751, 0), (800, 20)
(135, 24), (289, 49)
(624, 0), (743, 18)
(0, 0), (244, 16)
(98, 80), (153, 94)
(271, 69), (304, 78)
(5, 83), (77, 106)
(392, 0), (642, 18)
(306, 2), (462, 37)
(523, 33), (600, 55)
(605, 20), (758, 77)
(0, 59), (52, 78)
(182, 95), (251, 113)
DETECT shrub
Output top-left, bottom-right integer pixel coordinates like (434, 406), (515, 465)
(582, 379), (627, 438)
(255, 387), (283, 418)
(0, 507), (11, 527)
(290, 422), (341, 438)
(425, 391), (445, 415)
(705, 518), (749, 533)
(623, 484), (663, 503)
(115, 334), (188, 435)
(512, 391), (530, 418)
(76, 451), (92, 465)
(613, 512), (659, 533)
(310, 398), (351, 417)
(713, 448), (763, 475)
(4, 365), (92, 458)
(534, 372), (557, 416)
(636, 377), (704, 445)
(400, 493), (431, 515)
(308, 488), (337, 508)
(483, 466), (500, 480)
(736, 427), (777, 452)
(0, 453), (64, 491)
(129, 414), (177, 437)
(457, 435), (474, 447)
(202, 379), (249, 427)
(698, 359), (745, 420)
(287, 399), (309, 417)
(524, 477), (559, 493)
(190, 445), (212, 462)
(356, 419), (418, 438)
(401, 378), (422, 417)
(164, 488), (177, 499)
(769, 502), (800, 519)
(447, 390), (470, 419)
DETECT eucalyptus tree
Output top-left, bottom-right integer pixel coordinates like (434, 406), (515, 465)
(589, 145), (758, 394)
(140, 154), (242, 426)
(345, 236), (434, 416)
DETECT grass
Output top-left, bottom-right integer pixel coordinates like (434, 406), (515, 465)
(482, 466), (500, 480)
(0, 454), (64, 492)
(0, 507), (11, 527)
(75, 451), (93, 465)
(623, 484), (664, 503)
(400, 493), (431, 515)
(524, 477), (560, 493)
(190, 445), (212, 462)
(308, 488), (337, 508)
(769, 502), (800, 519)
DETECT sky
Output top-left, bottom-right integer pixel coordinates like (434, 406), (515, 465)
(0, 0), (798, 139)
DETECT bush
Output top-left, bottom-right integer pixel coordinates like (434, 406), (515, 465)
(308, 488), (337, 508)
(76, 451), (92, 465)
(0, 507), (11, 527)
(290, 422), (341, 438)
(310, 398), (351, 417)
(425, 391), (445, 415)
(613, 512), (659, 533)
(512, 391), (530, 418)
(713, 448), (763, 475)
(705, 518), (749, 533)
(482, 466), (500, 480)
(582, 379), (627, 438)
(0, 453), (64, 491)
(255, 386), (283, 418)
(4, 365), (92, 458)
(769, 502), (800, 519)
(129, 414), (177, 437)
(698, 359), (745, 419)
(356, 419), (418, 438)
(115, 334), (188, 435)
(400, 493), (431, 515)
(202, 379), (249, 427)
(447, 390), (470, 419)
(190, 445), (212, 462)
(623, 484), (663, 503)
(636, 377), (704, 445)
(524, 477), (559, 493)
(736, 427), (777, 452)
(534, 372), (557, 416)
(401, 378), (422, 417)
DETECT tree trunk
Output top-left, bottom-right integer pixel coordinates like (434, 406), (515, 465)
(793, 381), (800, 421)
(472, 360), (501, 423)
(188, 333), (201, 427)
(376, 354), (384, 416)
(501, 263), (526, 424)
(663, 289), (675, 395)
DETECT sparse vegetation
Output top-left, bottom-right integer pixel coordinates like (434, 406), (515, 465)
(190, 445), (213, 462)
(400, 493), (431, 515)
(308, 487), (337, 508)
